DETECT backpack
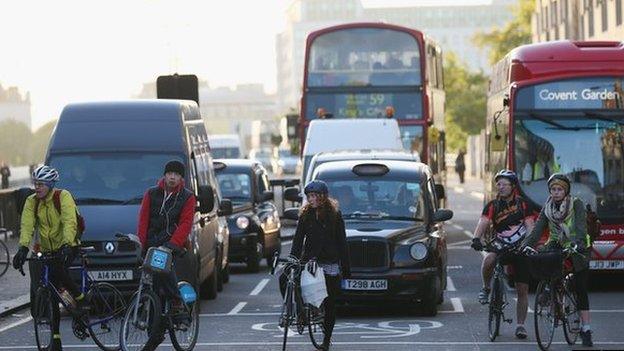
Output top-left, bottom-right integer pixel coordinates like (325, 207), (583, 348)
(585, 203), (601, 246)
(34, 189), (86, 240)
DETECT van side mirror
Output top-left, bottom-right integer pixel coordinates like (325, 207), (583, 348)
(284, 187), (302, 203)
(218, 199), (233, 216)
(433, 209), (453, 222)
(197, 185), (215, 213)
(435, 184), (446, 200)
(284, 208), (299, 221)
(259, 191), (274, 202)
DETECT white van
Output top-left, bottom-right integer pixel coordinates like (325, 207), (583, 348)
(209, 134), (244, 159)
(301, 119), (403, 181)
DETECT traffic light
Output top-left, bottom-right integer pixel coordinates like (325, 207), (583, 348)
(156, 74), (199, 106)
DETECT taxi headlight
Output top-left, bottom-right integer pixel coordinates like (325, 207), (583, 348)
(236, 216), (250, 230)
(409, 243), (428, 261)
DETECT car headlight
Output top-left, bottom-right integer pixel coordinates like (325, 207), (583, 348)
(409, 243), (428, 261)
(236, 216), (250, 230)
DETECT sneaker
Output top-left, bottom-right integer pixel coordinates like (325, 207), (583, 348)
(515, 326), (528, 339)
(580, 330), (593, 347)
(478, 288), (490, 304)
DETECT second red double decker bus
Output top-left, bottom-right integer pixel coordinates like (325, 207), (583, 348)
(299, 22), (446, 184)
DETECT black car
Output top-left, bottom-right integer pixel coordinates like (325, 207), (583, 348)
(214, 159), (282, 272)
(286, 159), (452, 315)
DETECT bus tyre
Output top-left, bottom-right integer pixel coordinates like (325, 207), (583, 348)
(200, 267), (218, 300)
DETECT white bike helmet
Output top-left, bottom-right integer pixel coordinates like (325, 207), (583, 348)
(32, 165), (60, 182)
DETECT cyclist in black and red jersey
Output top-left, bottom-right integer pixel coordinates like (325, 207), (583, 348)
(471, 169), (535, 339)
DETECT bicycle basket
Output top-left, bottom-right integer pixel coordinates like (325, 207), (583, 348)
(527, 250), (563, 281)
(144, 246), (173, 274)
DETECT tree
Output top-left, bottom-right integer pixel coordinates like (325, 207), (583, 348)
(443, 53), (488, 151)
(473, 0), (536, 65)
(0, 120), (32, 165)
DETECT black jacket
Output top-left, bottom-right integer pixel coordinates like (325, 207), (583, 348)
(291, 210), (350, 276)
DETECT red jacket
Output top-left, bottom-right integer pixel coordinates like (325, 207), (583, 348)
(137, 178), (196, 248)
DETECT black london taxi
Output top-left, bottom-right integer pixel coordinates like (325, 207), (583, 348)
(214, 159), (282, 272)
(291, 159), (452, 315)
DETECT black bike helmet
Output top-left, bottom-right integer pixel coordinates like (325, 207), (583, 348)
(547, 173), (571, 194)
(494, 169), (518, 185)
(304, 180), (329, 195)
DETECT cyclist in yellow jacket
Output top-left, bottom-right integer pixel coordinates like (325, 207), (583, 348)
(12, 165), (83, 351)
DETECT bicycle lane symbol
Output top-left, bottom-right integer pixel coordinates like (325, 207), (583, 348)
(251, 320), (443, 339)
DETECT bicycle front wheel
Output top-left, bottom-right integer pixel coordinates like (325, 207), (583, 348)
(280, 285), (294, 351)
(307, 304), (326, 350)
(120, 290), (161, 351)
(534, 281), (555, 350)
(33, 288), (55, 351)
(86, 282), (126, 351)
(0, 241), (9, 278)
(169, 300), (200, 351)
(488, 277), (502, 341)
(562, 275), (580, 345)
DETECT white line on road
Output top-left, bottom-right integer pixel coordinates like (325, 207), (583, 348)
(446, 276), (456, 291)
(0, 316), (31, 334)
(450, 297), (464, 313)
(470, 191), (485, 200)
(448, 239), (472, 247)
(250, 278), (270, 296)
(463, 230), (473, 238)
(453, 187), (465, 193)
(281, 240), (292, 246)
(227, 302), (247, 315)
(452, 224), (463, 231)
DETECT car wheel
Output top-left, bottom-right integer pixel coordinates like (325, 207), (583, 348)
(222, 263), (230, 284)
(200, 264), (218, 300)
(421, 275), (441, 316)
(216, 252), (224, 292)
(247, 241), (262, 273)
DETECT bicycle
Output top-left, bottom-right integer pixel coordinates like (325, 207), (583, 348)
(527, 245), (581, 351)
(117, 233), (199, 351)
(481, 238), (518, 341)
(0, 228), (9, 278)
(271, 254), (326, 351)
(22, 246), (126, 351)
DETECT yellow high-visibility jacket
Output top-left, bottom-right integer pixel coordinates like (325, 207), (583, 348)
(19, 189), (79, 252)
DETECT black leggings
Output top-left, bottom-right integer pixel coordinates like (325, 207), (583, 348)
(573, 268), (590, 311)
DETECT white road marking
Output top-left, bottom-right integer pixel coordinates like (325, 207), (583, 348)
(450, 297), (464, 313)
(448, 265), (463, 270)
(281, 240), (292, 246)
(249, 278), (270, 296)
(452, 224), (463, 231)
(0, 316), (31, 333)
(448, 239), (472, 247)
(227, 302), (247, 315)
(463, 230), (473, 238)
(453, 187), (465, 193)
(446, 276), (456, 291)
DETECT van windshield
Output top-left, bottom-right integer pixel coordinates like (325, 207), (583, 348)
(48, 152), (184, 205)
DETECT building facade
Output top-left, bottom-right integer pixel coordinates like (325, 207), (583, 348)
(0, 85), (32, 129)
(276, 0), (516, 113)
(532, 0), (624, 42)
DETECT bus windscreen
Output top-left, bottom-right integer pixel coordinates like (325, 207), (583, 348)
(307, 28), (421, 88)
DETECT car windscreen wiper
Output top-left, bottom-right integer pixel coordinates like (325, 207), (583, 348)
(75, 197), (124, 204)
(343, 211), (386, 219)
(121, 196), (145, 205)
(381, 215), (423, 222)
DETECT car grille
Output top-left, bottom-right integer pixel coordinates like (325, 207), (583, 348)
(81, 241), (137, 253)
(347, 239), (389, 269)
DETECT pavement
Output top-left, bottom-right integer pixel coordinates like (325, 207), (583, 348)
(0, 231), (30, 318)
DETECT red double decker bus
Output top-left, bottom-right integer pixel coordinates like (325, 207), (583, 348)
(484, 41), (624, 271)
(299, 23), (446, 183)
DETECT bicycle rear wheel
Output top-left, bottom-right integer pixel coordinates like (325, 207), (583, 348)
(169, 300), (200, 351)
(534, 281), (555, 350)
(86, 282), (126, 351)
(488, 277), (502, 341)
(33, 288), (55, 351)
(562, 276), (580, 345)
(307, 304), (326, 349)
(0, 241), (9, 278)
(120, 290), (161, 351)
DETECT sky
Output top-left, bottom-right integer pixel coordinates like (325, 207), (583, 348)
(0, 0), (492, 130)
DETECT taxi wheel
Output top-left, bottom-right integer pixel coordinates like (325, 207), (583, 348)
(421, 276), (441, 316)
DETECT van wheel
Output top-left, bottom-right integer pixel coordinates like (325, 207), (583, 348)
(222, 263), (230, 284)
(247, 242), (262, 273)
(200, 267), (218, 300)
(216, 254), (224, 292)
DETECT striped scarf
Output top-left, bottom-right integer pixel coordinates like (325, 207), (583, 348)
(543, 195), (573, 240)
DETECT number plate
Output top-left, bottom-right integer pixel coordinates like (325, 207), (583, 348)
(341, 279), (387, 291)
(88, 270), (133, 281)
(589, 260), (624, 270)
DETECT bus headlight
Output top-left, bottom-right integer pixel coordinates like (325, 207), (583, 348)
(409, 243), (428, 261)
(236, 216), (250, 230)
